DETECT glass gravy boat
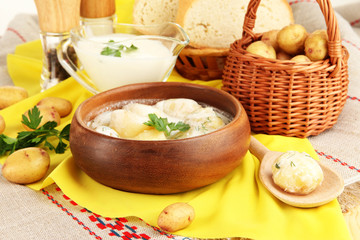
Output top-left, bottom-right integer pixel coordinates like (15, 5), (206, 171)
(58, 22), (189, 94)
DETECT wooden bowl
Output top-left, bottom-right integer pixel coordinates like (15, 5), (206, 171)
(70, 82), (251, 194)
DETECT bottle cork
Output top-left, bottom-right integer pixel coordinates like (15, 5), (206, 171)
(34, 0), (81, 33)
(80, 0), (116, 19)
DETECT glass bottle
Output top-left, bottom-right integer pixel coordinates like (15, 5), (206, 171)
(39, 32), (78, 89)
(34, 0), (81, 91)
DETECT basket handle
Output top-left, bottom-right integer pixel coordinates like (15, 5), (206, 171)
(242, 0), (343, 76)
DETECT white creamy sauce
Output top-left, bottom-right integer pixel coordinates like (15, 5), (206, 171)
(74, 33), (176, 91)
(88, 98), (232, 140)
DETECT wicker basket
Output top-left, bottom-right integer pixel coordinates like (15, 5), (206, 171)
(222, 0), (349, 138)
(175, 46), (229, 81)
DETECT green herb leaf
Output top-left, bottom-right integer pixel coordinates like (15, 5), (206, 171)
(144, 113), (190, 137)
(128, 44), (138, 51)
(101, 46), (119, 57)
(21, 106), (42, 130)
(0, 135), (17, 155)
(44, 140), (55, 151)
(168, 121), (190, 133)
(290, 161), (296, 167)
(55, 140), (68, 154)
(41, 121), (58, 131)
(0, 106), (71, 156)
(1, 135), (17, 145)
(275, 163), (280, 169)
(100, 40), (138, 58)
(114, 51), (122, 57)
(60, 124), (71, 141)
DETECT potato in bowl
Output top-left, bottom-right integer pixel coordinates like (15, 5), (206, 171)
(88, 98), (232, 140)
(69, 82), (251, 194)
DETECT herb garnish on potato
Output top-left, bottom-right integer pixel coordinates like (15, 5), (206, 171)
(143, 113), (190, 137)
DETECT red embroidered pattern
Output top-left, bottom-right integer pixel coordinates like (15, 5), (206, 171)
(350, 19), (360, 26)
(342, 39), (360, 52)
(316, 150), (360, 172)
(289, 0), (316, 6)
(348, 96), (360, 102)
(6, 27), (27, 43)
(84, 213), (177, 239)
(44, 186), (186, 239)
(41, 188), (102, 239)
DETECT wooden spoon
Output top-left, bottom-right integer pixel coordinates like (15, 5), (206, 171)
(249, 136), (344, 208)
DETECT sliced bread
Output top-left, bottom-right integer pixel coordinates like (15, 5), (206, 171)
(176, 0), (294, 48)
(132, 0), (179, 25)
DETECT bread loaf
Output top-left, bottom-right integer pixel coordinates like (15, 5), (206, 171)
(132, 0), (179, 25)
(132, 0), (294, 49)
(176, 0), (294, 48)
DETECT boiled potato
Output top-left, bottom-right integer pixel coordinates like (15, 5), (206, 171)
(132, 129), (166, 140)
(304, 30), (328, 61)
(276, 51), (292, 60)
(22, 105), (61, 131)
(156, 98), (202, 120)
(2, 147), (50, 184)
(37, 97), (73, 117)
(277, 24), (308, 55)
(157, 202), (195, 233)
(0, 114), (5, 134)
(261, 30), (280, 52)
(272, 151), (323, 195)
(186, 107), (225, 132)
(0, 86), (28, 109)
(109, 109), (152, 138)
(89, 111), (112, 129)
(291, 55), (311, 62)
(124, 103), (165, 119)
(94, 125), (120, 138)
(246, 41), (276, 59)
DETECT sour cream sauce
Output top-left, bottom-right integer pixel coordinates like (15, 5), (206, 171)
(74, 33), (176, 92)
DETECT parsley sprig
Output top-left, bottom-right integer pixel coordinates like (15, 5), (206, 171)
(100, 40), (138, 57)
(143, 113), (190, 137)
(0, 106), (70, 156)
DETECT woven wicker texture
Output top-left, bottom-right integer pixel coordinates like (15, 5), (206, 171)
(175, 48), (228, 80)
(222, 0), (349, 138)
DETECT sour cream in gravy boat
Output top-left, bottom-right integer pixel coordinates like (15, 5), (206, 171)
(58, 22), (189, 94)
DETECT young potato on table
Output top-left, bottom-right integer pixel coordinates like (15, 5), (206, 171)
(2, 147), (50, 184)
(157, 202), (195, 233)
(36, 97), (73, 117)
(0, 86), (28, 109)
(0, 115), (5, 134)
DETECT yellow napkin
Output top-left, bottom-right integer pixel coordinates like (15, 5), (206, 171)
(1, 1), (351, 239)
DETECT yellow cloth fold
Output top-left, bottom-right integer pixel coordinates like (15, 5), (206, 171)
(0, 1), (351, 239)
